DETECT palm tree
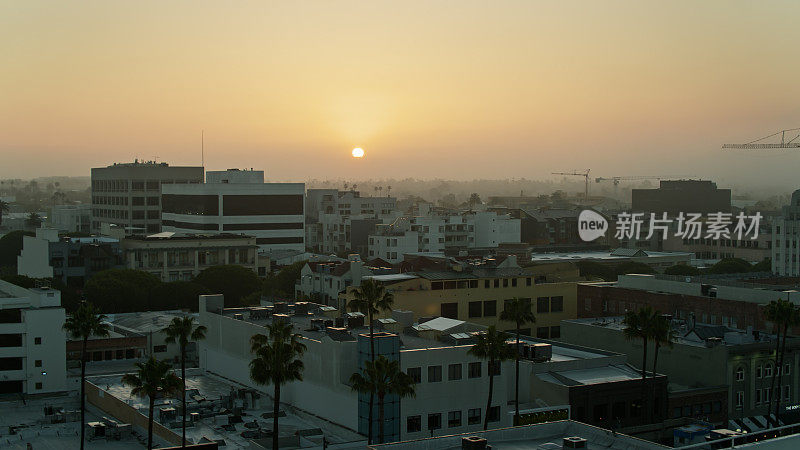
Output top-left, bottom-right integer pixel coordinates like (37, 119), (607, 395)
(122, 357), (183, 450)
(63, 302), (110, 450)
(0, 199), (9, 228)
(162, 316), (207, 448)
(250, 321), (306, 450)
(500, 297), (535, 425)
(468, 325), (514, 430)
(25, 212), (43, 229)
(765, 300), (800, 418)
(347, 278), (394, 443)
(349, 356), (416, 444)
(650, 314), (675, 379)
(623, 306), (656, 420)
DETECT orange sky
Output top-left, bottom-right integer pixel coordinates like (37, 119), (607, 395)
(2, 1), (800, 187)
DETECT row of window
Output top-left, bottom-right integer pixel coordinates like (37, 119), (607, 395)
(429, 277), (536, 291)
(735, 363), (792, 382)
(671, 401), (723, 419)
(407, 407), (500, 432)
(736, 386), (791, 408)
(406, 362), (499, 383)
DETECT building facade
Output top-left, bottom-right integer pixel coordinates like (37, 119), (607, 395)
(772, 189), (800, 276)
(631, 180), (731, 215)
(49, 203), (91, 234)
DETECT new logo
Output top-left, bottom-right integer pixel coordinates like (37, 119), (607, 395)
(578, 210), (608, 242)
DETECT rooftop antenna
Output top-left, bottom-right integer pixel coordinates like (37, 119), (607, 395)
(201, 130), (205, 167)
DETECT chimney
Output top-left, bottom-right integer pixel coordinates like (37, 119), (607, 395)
(562, 436), (587, 449)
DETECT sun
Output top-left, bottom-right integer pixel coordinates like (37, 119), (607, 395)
(351, 147), (365, 158)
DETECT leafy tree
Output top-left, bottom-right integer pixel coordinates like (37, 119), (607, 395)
(623, 306), (657, 420)
(0, 199), (8, 227)
(0, 273), (39, 288)
(195, 265), (261, 305)
(468, 193), (482, 207)
(500, 297), (535, 425)
(263, 260), (307, 299)
(615, 261), (656, 276)
(348, 278), (394, 443)
(0, 230), (33, 268)
(84, 269), (161, 313)
(250, 321), (306, 450)
(664, 264), (700, 276)
(349, 356), (416, 444)
(63, 302), (110, 450)
(752, 258), (772, 273)
(122, 357), (183, 450)
(163, 316), (207, 448)
(468, 326), (514, 430)
(706, 258), (752, 274)
(151, 281), (209, 311)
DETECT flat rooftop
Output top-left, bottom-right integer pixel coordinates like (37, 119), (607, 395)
(530, 250), (692, 263)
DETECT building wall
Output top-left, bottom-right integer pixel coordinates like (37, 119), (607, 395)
(773, 189), (800, 276)
(17, 233), (54, 279)
(50, 204), (91, 233)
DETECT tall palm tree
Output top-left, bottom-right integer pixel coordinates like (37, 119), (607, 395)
(766, 300), (800, 418)
(349, 356), (416, 444)
(162, 316), (207, 448)
(0, 199), (9, 228)
(500, 297), (535, 425)
(63, 302), (110, 450)
(250, 320), (306, 450)
(468, 325), (514, 430)
(347, 278), (394, 443)
(623, 306), (656, 420)
(25, 212), (43, 229)
(650, 314), (675, 379)
(122, 357), (183, 450)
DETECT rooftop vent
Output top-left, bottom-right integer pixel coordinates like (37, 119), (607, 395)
(562, 436), (587, 449)
(462, 436), (490, 450)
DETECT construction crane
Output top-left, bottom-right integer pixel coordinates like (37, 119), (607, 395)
(552, 169), (590, 200)
(594, 175), (690, 185)
(722, 128), (800, 149)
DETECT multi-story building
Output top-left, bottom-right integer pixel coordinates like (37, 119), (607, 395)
(0, 279), (66, 395)
(339, 259), (582, 339)
(17, 227), (123, 287)
(120, 232), (261, 282)
(295, 257), (372, 304)
(49, 203), (91, 234)
(90, 161), (204, 234)
(530, 248), (693, 273)
(773, 189), (800, 276)
(305, 189), (400, 255)
(161, 169), (305, 252)
(663, 230), (772, 263)
(631, 180), (731, 215)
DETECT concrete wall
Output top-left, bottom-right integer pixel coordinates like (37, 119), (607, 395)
(17, 233), (54, 279)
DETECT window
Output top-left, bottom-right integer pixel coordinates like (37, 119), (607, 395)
(511, 278), (517, 287)
(407, 415), (421, 433)
(756, 364), (762, 379)
(550, 326), (561, 339)
(483, 301), (497, 317)
(735, 366), (745, 382)
(153, 345), (167, 353)
(537, 327), (549, 339)
(756, 389), (762, 405)
(222, 194), (303, 216)
(147, 196), (159, 206)
(34, 337), (42, 345)
(468, 408), (481, 425)
(427, 413), (442, 430)
(736, 391), (744, 408)
(132, 196), (145, 206)
(503, 279), (508, 287)
(448, 364), (462, 381)
(537, 297), (549, 313)
(468, 301), (482, 318)
(468, 362), (482, 378)
(487, 406), (500, 422)
(493, 279), (499, 288)
(786, 363), (792, 376)
(550, 296), (564, 312)
(526, 277), (532, 286)
(448, 410), (462, 428)
(784, 385), (791, 401)
(34, 360), (42, 367)
(765, 364), (773, 378)
(35, 382), (42, 390)
(441, 303), (458, 319)
(764, 387), (771, 404)
(484, 280), (490, 288)
(408, 367), (422, 383)
(428, 365), (442, 382)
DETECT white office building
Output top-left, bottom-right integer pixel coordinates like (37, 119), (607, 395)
(161, 169), (305, 252)
(773, 189), (800, 276)
(49, 204), (91, 234)
(0, 280), (66, 395)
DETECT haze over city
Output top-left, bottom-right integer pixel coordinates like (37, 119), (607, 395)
(3, 1), (800, 188)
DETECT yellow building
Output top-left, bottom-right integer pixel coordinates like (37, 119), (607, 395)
(339, 262), (582, 339)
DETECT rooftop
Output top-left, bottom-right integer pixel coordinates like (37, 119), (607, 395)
(530, 250), (693, 263)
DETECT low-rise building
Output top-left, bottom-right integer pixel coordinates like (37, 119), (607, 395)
(295, 257), (372, 304)
(49, 204), (91, 234)
(530, 248), (693, 273)
(0, 279), (66, 395)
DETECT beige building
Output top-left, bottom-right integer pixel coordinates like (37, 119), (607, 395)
(339, 262), (582, 339)
(120, 232), (263, 281)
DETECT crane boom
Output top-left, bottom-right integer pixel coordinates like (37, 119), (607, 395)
(723, 128), (800, 149)
(552, 169), (590, 200)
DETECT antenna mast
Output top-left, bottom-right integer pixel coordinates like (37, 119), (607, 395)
(201, 130), (205, 167)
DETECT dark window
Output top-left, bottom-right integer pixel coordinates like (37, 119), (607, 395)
(526, 277), (532, 286)
(441, 303), (458, 319)
(468, 408), (481, 425)
(537, 327), (549, 339)
(146, 210), (160, 220)
(115, 350), (124, 360)
(487, 406), (500, 422)
(34, 360), (42, 367)
(147, 196), (159, 206)
(125, 349), (136, 359)
(468, 362), (482, 378)
(484, 280), (490, 288)
(483, 300), (497, 317)
(448, 363), (462, 380)
(255, 237), (304, 245)
(153, 345), (167, 353)
(428, 365), (442, 382)
(428, 413), (442, 430)
(503, 279), (508, 287)
(511, 278), (517, 287)
(431, 282), (443, 290)
(145, 180), (159, 191)
(593, 403), (608, 422)
(407, 415), (421, 433)
(0, 334), (22, 347)
(550, 326), (561, 339)
(613, 401), (626, 420)
(132, 196), (145, 206)
(448, 410), (462, 427)
(92, 351), (102, 361)
(222, 194), (303, 216)
(162, 220), (219, 231)
(468, 301), (482, 318)
(493, 279), (499, 288)
(223, 222), (304, 231)
(132, 210), (145, 220)
(35, 382), (43, 390)
(0, 309), (22, 324)
(34, 337), (42, 345)
(537, 297), (550, 313)
(0, 357), (23, 371)
(162, 194), (219, 215)
(550, 296), (564, 312)
(407, 367), (422, 383)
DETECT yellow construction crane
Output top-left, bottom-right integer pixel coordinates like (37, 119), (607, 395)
(552, 169), (590, 199)
(723, 128), (800, 149)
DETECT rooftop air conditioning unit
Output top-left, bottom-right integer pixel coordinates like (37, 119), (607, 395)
(562, 436), (587, 448)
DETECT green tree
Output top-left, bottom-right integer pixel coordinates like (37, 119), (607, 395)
(0, 199), (8, 227)
(249, 321), (306, 450)
(706, 258), (752, 274)
(468, 325), (514, 430)
(500, 297), (535, 425)
(263, 260), (307, 299)
(195, 265), (261, 305)
(664, 264), (700, 276)
(349, 356), (416, 444)
(623, 306), (657, 420)
(0, 230), (33, 268)
(84, 269), (161, 313)
(122, 357), (183, 450)
(163, 316), (207, 448)
(25, 212), (43, 229)
(752, 258), (772, 272)
(63, 302), (110, 450)
(348, 278), (394, 444)
(151, 281), (209, 311)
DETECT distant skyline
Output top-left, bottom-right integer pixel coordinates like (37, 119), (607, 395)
(2, 1), (800, 189)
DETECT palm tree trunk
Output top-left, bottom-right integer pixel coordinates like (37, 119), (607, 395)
(514, 326), (520, 426)
(775, 323), (788, 419)
(368, 310), (375, 445)
(181, 343), (187, 448)
(378, 393), (385, 444)
(651, 341), (660, 420)
(641, 337), (648, 422)
(273, 383), (280, 450)
(769, 328), (781, 419)
(80, 337), (88, 450)
(148, 396), (155, 450)
(484, 359), (494, 430)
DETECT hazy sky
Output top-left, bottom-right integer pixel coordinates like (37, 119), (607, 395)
(3, 1), (800, 188)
